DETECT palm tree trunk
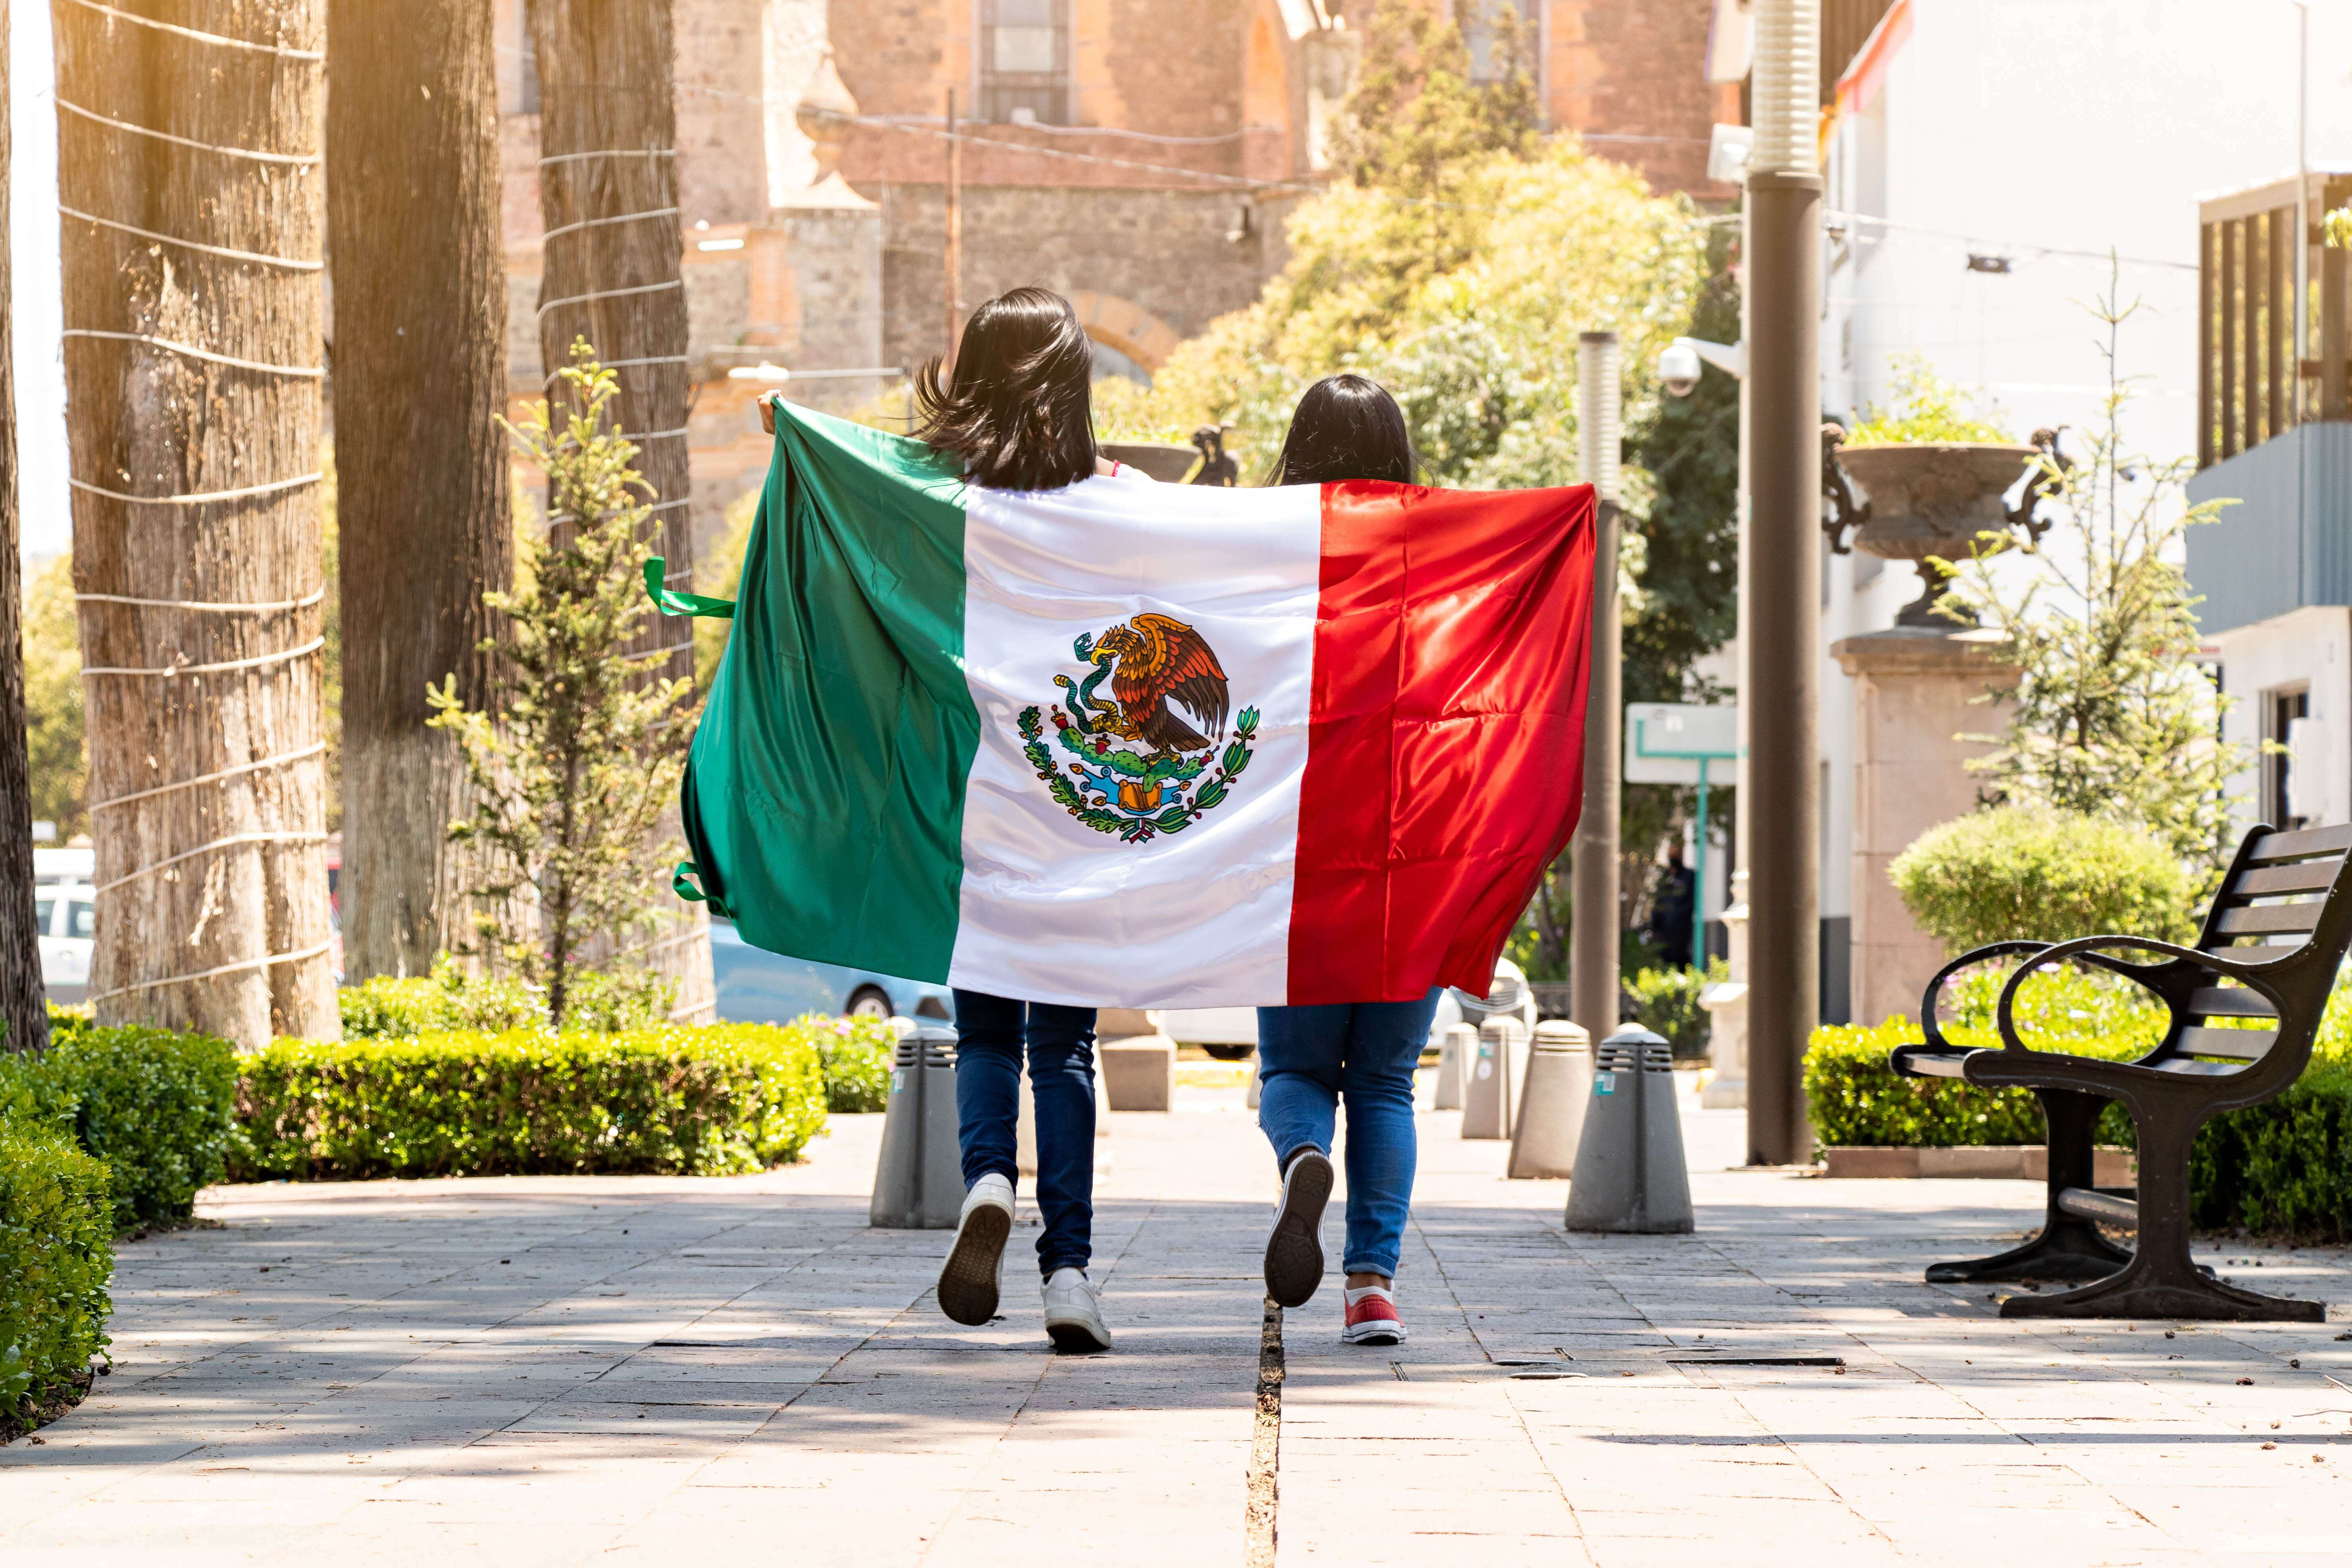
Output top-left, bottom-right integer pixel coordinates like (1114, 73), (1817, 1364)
(529, 0), (713, 1022)
(53, 0), (337, 1046)
(327, 0), (513, 982)
(0, 0), (52, 1057)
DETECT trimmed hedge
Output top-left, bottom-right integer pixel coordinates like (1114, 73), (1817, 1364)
(0, 1027), (239, 1230)
(1806, 968), (2159, 1150)
(0, 1119), (113, 1421)
(233, 1024), (828, 1180)
(1809, 972), (2352, 1241)
(803, 1013), (894, 1113)
(339, 962), (669, 1038)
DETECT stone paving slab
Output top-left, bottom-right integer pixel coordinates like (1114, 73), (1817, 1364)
(6, 1082), (2352, 1563)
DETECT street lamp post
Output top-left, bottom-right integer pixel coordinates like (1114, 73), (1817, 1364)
(1571, 332), (1623, 1050)
(1741, 0), (1821, 1166)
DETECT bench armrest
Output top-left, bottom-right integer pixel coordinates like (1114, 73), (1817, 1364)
(1991, 934), (2267, 1059)
(1918, 942), (2050, 1054)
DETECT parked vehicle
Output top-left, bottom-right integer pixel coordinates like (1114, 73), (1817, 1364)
(33, 846), (94, 888)
(709, 916), (954, 1024)
(1160, 957), (1540, 1061)
(35, 882), (96, 1006)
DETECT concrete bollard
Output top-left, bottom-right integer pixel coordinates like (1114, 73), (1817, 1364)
(1434, 1023), (1476, 1111)
(870, 1024), (965, 1229)
(1564, 1027), (1693, 1234)
(1506, 1019), (1591, 1178)
(1460, 1017), (1528, 1140)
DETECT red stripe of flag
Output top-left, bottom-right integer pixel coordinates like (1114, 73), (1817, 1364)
(1287, 480), (1597, 1005)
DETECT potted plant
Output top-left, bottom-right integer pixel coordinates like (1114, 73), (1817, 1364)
(1826, 355), (2050, 628)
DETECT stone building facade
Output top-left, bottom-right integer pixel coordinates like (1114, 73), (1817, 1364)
(492, 0), (1727, 553)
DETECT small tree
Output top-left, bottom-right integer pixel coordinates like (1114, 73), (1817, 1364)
(428, 343), (698, 1027)
(1945, 260), (2247, 885)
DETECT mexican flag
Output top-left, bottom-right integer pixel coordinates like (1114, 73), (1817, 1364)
(662, 403), (1596, 1008)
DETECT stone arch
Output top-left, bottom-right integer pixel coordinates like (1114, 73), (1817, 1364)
(1067, 291), (1185, 376)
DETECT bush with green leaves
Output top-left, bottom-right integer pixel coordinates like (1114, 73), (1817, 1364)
(0, 1027), (239, 1231)
(233, 1024), (826, 1181)
(801, 1013), (894, 1113)
(1839, 353), (2013, 446)
(339, 957), (668, 1041)
(1890, 807), (2195, 957)
(1627, 960), (1725, 1062)
(0, 1118), (113, 1424)
(1811, 977), (2352, 1241)
(1805, 966), (2161, 1149)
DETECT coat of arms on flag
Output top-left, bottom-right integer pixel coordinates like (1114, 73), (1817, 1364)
(657, 401), (1597, 1010)
(1017, 617), (1259, 844)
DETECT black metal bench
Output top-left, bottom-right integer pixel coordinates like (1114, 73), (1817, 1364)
(1890, 821), (2352, 1321)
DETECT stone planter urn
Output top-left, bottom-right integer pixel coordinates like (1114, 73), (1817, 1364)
(1831, 442), (2040, 628)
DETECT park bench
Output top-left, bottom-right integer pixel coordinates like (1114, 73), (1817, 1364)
(1889, 821), (2352, 1321)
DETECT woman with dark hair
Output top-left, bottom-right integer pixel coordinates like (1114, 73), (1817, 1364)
(760, 286), (1142, 1353)
(1252, 373), (1433, 1348)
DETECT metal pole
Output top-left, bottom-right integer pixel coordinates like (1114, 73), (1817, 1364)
(1743, 0), (1821, 1167)
(944, 88), (962, 368)
(1572, 331), (1623, 1048)
(1692, 764), (1710, 974)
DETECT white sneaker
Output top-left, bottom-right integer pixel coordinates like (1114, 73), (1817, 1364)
(938, 1173), (1014, 1326)
(1042, 1266), (1111, 1352)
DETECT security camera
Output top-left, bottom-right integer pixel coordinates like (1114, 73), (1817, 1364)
(1658, 340), (1703, 398)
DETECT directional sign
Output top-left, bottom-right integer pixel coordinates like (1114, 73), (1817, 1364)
(1624, 703), (1738, 785)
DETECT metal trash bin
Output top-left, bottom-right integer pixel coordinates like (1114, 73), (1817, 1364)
(1434, 1023), (1475, 1111)
(1564, 1027), (1693, 1233)
(870, 1024), (965, 1229)
(1507, 1019), (1591, 1179)
(1460, 1017), (1528, 1140)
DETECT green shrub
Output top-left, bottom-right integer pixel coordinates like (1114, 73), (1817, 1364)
(1628, 961), (1725, 1062)
(1808, 973), (2352, 1241)
(233, 1024), (828, 1180)
(802, 1013), (895, 1113)
(340, 959), (669, 1040)
(1890, 807), (2195, 957)
(2190, 988), (2352, 1239)
(0, 1027), (239, 1231)
(0, 1118), (113, 1421)
(1805, 967), (2159, 1149)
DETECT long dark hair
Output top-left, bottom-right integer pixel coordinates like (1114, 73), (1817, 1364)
(1264, 374), (1416, 485)
(913, 286), (1097, 490)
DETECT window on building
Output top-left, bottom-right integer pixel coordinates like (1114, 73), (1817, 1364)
(1462, 0), (1532, 85)
(982, 0), (1069, 125)
(2265, 683), (2312, 830)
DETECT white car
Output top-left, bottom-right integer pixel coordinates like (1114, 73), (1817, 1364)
(36, 881), (96, 1006)
(1161, 958), (1540, 1060)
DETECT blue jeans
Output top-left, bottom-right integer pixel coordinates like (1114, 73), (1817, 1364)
(953, 990), (1097, 1277)
(1254, 990), (1441, 1279)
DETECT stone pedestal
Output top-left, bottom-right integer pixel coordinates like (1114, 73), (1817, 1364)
(1699, 874), (1749, 1109)
(1097, 1008), (1176, 1113)
(1831, 628), (2016, 1029)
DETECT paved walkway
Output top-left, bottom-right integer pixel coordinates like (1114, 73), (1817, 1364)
(6, 1083), (2352, 1565)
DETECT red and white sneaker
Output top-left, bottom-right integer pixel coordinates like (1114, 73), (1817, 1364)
(1341, 1283), (1406, 1346)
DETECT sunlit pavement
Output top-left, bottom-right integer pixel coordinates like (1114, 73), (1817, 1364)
(6, 1078), (2351, 1566)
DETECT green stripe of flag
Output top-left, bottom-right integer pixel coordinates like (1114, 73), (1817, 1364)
(684, 405), (974, 981)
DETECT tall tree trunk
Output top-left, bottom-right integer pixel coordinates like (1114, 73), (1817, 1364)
(53, 0), (337, 1046)
(327, 0), (512, 982)
(529, 0), (713, 1022)
(0, 0), (53, 1057)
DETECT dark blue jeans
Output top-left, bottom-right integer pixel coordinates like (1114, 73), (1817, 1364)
(953, 990), (1098, 1277)
(1255, 990), (1441, 1279)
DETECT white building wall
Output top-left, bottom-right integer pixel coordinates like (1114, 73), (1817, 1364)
(1804, 0), (2352, 1022)
(2213, 607), (2352, 832)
